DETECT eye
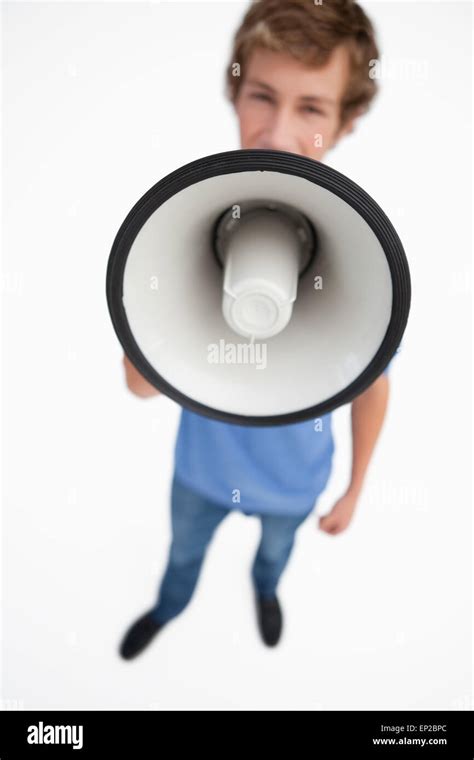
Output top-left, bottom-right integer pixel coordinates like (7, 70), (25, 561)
(302, 105), (324, 115)
(250, 92), (273, 103)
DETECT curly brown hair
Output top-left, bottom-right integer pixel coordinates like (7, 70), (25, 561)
(225, 0), (380, 127)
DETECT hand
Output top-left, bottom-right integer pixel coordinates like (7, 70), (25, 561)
(122, 354), (160, 398)
(318, 490), (359, 535)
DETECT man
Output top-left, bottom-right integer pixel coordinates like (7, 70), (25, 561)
(119, 0), (391, 659)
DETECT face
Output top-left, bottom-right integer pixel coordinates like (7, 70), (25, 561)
(234, 45), (359, 161)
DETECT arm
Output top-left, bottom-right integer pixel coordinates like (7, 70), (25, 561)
(347, 373), (389, 497)
(122, 353), (161, 399)
(319, 374), (389, 535)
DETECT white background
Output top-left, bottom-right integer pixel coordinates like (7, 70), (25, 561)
(1, 1), (472, 710)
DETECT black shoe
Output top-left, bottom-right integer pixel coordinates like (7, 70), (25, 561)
(119, 610), (165, 660)
(254, 590), (283, 647)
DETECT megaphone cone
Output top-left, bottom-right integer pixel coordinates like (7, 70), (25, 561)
(106, 149), (410, 426)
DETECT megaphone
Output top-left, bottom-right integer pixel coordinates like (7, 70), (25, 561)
(106, 149), (410, 426)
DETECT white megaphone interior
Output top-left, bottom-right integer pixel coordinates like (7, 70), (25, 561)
(122, 170), (393, 417)
(218, 204), (307, 340)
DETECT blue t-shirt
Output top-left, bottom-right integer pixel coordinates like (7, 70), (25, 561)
(173, 363), (392, 518)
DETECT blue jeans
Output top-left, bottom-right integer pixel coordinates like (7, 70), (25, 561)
(151, 475), (311, 625)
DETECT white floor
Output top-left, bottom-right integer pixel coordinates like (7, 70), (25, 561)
(3, 392), (472, 711)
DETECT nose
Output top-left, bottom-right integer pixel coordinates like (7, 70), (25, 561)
(254, 107), (299, 153)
